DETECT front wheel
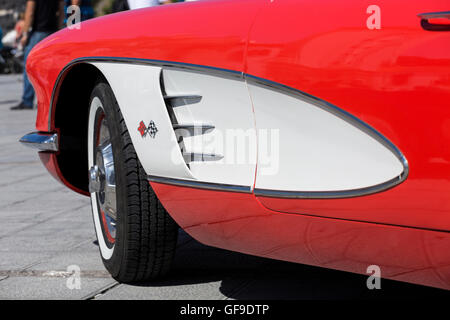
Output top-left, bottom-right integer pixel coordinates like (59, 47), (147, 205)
(87, 81), (178, 283)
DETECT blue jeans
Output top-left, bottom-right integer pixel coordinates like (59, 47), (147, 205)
(22, 31), (51, 108)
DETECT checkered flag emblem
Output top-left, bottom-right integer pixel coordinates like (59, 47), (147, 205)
(147, 120), (158, 138)
(138, 120), (158, 139)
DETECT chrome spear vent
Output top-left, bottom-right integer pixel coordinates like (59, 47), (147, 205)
(160, 70), (223, 166)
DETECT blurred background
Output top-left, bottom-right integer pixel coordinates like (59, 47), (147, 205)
(0, 0), (27, 33)
(0, 0), (188, 76)
(0, 0), (167, 32)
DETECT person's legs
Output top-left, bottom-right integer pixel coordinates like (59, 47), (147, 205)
(21, 40), (35, 108)
(12, 31), (51, 110)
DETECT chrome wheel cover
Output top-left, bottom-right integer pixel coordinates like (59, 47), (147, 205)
(89, 113), (117, 243)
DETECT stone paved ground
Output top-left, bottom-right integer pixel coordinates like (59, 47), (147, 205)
(0, 74), (448, 299)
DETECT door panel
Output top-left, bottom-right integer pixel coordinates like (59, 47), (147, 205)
(246, 0), (450, 231)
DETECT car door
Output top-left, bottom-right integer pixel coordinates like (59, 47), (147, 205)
(246, 0), (450, 231)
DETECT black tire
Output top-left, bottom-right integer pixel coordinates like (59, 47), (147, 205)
(88, 81), (178, 283)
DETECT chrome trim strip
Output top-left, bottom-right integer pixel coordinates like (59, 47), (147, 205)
(245, 74), (407, 162)
(255, 173), (407, 199)
(19, 132), (59, 152)
(49, 57), (408, 199)
(417, 11), (450, 20)
(48, 57), (243, 131)
(173, 124), (215, 136)
(164, 94), (203, 99)
(148, 175), (251, 193)
(245, 74), (409, 199)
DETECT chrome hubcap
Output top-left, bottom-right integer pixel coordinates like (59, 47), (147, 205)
(89, 116), (116, 241)
(89, 165), (103, 193)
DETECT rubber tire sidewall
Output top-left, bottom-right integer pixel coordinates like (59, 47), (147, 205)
(88, 82), (129, 279)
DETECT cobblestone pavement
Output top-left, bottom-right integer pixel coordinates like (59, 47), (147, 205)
(0, 74), (448, 300)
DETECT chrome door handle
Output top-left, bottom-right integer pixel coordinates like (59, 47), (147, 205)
(418, 11), (450, 31)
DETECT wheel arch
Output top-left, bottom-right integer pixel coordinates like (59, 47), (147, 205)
(52, 62), (106, 195)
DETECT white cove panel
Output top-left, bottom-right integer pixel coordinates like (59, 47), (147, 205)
(248, 83), (404, 192)
(91, 62), (194, 180)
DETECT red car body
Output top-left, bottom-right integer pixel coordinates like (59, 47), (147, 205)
(25, 0), (450, 289)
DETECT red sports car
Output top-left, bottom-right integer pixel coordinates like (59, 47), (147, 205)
(20, 0), (450, 289)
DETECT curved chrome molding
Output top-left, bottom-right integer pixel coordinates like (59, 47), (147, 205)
(245, 74), (409, 199)
(19, 132), (59, 152)
(50, 57), (408, 199)
(148, 175), (251, 194)
(417, 11), (450, 20)
(255, 172), (407, 199)
(245, 74), (408, 165)
(48, 57), (243, 130)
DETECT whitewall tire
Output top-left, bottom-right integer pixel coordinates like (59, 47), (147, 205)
(87, 81), (179, 283)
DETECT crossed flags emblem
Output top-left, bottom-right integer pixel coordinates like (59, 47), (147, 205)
(138, 120), (158, 139)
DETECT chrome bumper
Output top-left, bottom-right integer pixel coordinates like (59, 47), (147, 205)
(19, 132), (59, 152)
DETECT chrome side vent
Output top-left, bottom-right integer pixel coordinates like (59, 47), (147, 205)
(164, 95), (202, 108)
(183, 152), (224, 164)
(160, 69), (223, 166)
(175, 124), (224, 163)
(173, 124), (215, 137)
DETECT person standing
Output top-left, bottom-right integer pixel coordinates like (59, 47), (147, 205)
(112, 0), (129, 12)
(112, 0), (168, 12)
(11, 0), (65, 111)
(64, 0), (94, 23)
